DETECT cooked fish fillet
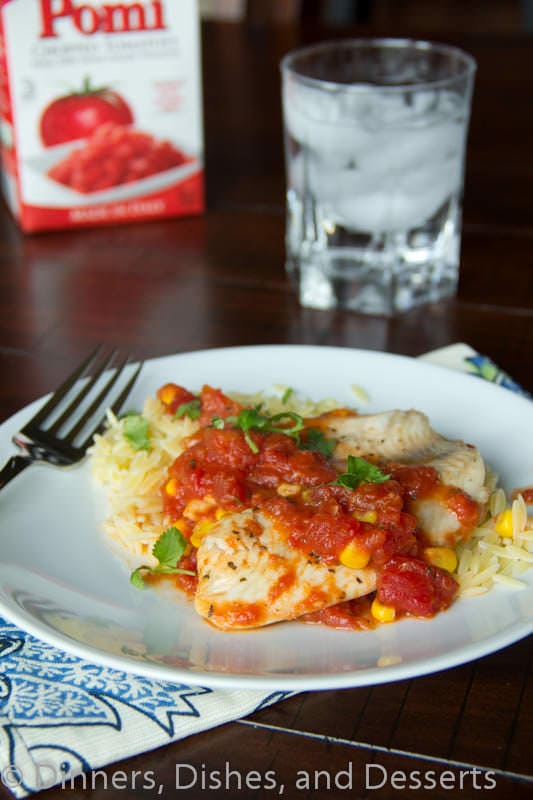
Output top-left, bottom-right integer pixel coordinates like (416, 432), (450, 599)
(314, 409), (489, 504)
(313, 409), (489, 545)
(195, 509), (376, 630)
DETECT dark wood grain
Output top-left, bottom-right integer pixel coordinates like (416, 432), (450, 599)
(24, 720), (533, 800)
(0, 14), (532, 800)
(246, 638), (533, 776)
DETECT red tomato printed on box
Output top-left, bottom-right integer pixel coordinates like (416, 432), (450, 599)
(40, 79), (134, 146)
(0, 0), (204, 232)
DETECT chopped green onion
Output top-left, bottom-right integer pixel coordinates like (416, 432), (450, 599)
(223, 407), (305, 452)
(281, 387), (293, 404)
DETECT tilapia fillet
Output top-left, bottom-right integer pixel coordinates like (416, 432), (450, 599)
(315, 409), (488, 501)
(313, 408), (490, 545)
(195, 509), (376, 630)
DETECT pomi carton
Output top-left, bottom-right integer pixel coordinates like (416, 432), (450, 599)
(0, 0), (204, 231)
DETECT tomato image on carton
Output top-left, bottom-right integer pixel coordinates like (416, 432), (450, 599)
(0, 0), (204, 232)
(40, 78), (134, 146)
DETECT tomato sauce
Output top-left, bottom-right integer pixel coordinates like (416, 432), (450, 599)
(393, 464), (481, 542)
(211, 601), (265, 628)
(512, 486), (533, 504)
(302, 596), (376, 631)
(160, 385), (468, 628)
(174, 552), (197, 596)
(197, 385), (243, 426)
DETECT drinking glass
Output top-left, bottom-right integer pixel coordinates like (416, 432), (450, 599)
(281, 39), (476, 315)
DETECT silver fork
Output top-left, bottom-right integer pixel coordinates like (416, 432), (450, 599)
(0, 347), (142, 491)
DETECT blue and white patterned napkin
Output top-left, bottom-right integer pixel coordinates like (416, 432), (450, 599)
(417, 342), (531, 399)
(0, 615), (287, 796)
(0, 343), (529, 797)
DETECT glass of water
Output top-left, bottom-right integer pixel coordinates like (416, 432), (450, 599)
(281, 39), (476, 315)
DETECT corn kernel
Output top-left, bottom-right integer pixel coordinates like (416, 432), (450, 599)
(424, 546), (458, 573)
(215, 508), (228, 520)
(190, 532), (203, 548)
(494, 509), (514, 538)
(277, 483), (302, 498)
(158, 383), (178, 406)
(172, 518), (187, 532)
(339, 541), (371, 569)
(353, 509), (377, 524)
(193, 519), (215, 537)
(190, 519), (216, 548)
(371, 597), (396, 623)
(165, 478), (178, 497)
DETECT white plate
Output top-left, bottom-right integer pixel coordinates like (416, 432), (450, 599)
(0, 346), (531, 690)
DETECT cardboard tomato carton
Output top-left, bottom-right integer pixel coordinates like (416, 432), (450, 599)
(0, 0), (204, 232)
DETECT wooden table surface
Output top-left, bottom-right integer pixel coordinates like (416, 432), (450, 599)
(0, 18), (532, 800)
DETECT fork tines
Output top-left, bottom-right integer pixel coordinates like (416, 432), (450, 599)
(23, 347), (142, 452)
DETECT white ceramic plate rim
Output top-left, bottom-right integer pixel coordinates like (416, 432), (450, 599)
(0, 345), (531, 690)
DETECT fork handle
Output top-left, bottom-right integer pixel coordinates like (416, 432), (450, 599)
(0, 455), (32, 491)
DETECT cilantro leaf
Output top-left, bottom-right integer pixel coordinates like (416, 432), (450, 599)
(211, 416), (225, 429)
(301, 427), (337, 459)
(130, 568), (146, 589)
(123, 413), (151, 451)
(332, 456), (390, 489)
(153, 526), (187, 567)
(129, 526), (195, 589)
(174, 399), (201, 420)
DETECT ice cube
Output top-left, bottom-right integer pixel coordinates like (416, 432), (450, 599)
(330, 156), (460, 232)
(356, 121), (464, 179)
(283, 83), (372, 161)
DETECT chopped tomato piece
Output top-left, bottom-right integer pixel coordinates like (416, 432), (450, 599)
(378, 555), (458, 617)
(157, 383), (196, 415)
(249, 433), (336, 488)
(198, 385), (242, 425)
(391, 465), (439, 499)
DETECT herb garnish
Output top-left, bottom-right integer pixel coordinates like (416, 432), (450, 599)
(281, 387), (293, 404)
(211, 407), (305, 454)
(130, 527), (195, 588)
(122, 413), (151, 451)
(332, 456), (390, 490)
(300, 427), (337, 459)
(174, 398), (201, 420)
